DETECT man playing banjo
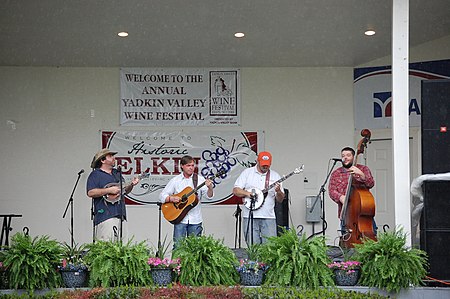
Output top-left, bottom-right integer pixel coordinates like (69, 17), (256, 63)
(87, 148), (140, 241)
(233, 151), (285, 245)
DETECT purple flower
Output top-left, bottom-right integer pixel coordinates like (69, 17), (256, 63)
(236, 259), (268, 273)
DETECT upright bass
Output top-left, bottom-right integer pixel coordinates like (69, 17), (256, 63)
(340, 129), (377, 248)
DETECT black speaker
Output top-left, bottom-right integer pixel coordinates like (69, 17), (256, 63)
(420, 231), (450, 280)
(421, 79), (450, 174)
(275, 188), (289, 236)
(420, 181), (450, 280)
(421, 181), (450, 230)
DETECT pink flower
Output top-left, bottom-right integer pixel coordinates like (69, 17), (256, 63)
(148, 256), (182, 274)
(327, 261), (361, 274)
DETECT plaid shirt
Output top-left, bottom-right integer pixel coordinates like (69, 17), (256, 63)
(328, 164), (374, 217)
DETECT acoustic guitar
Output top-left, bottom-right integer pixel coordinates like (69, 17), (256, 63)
(103, 172), (150, 204)
(162, 170), (225, 224)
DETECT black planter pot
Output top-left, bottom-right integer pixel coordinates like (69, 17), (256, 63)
(334, 269), (360, 286)
(60, 269), (89, 288)
(150, 268), (173, 286)
(239, 269), (265, 286)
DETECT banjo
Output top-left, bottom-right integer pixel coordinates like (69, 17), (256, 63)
(103, 172), (150, 204)
(243, 164), (304, 210)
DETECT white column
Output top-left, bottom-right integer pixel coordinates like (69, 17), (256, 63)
(392, 0), (412, 246)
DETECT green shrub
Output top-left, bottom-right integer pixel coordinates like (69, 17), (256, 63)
(2, 233), (63, 294)
(354, 228), (428, 293)
(172, 235), (239, 286)
(83, 240), (151, 287)
(259, 228), (334, 288)
(242, 286), (388, 298)
(245, 243), (263, 261)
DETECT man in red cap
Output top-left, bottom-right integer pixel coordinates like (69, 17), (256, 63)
(233, 151), (285, 245)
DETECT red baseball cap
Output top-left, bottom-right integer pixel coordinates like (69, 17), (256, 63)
(257, 151), (272, 166)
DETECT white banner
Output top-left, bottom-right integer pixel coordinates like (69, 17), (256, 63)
(353, 59), (450, 129)
(120, 68), (241, 126)
(100, 130), (263, 205)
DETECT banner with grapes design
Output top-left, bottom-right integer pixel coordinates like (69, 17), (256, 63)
(100, 130), (264, 205)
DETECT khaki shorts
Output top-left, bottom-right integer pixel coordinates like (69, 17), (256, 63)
(94, 217), (128, 242)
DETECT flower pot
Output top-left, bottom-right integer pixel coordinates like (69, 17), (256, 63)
(0, 269), (9, 289)
(151, 268), (173, 286)
(239, 269), (265, 286)
(60, 269), (89, 288)
(334, 269), (360, 286)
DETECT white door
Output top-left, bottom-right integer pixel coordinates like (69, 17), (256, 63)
(362, 138), (415, 234)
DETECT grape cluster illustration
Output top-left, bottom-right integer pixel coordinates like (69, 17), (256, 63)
(201, 146), (236, 185)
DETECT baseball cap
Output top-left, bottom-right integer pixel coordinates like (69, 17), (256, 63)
(257, 151), (272, 166)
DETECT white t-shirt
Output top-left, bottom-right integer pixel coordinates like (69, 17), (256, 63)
(234, 166), (282, 219)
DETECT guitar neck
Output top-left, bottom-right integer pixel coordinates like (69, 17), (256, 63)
(262, 171), (295, 193)
(184, 170), (225, 197)
(120, 173), (148, 190)
(185, 181), (206, 197)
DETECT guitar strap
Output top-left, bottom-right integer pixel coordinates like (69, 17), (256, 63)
(265, 170), (270, 189)
(192, 173), (198, 192)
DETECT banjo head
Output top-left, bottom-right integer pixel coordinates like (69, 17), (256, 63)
(243, 188), (265, 210)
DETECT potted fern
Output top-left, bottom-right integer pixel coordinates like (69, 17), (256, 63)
(172, 235), (239, 286)
(1, 232), (63, 294)
(354, 228), (428, 293)
(258, 228), (334, 288)
(83, 239), (151, 287)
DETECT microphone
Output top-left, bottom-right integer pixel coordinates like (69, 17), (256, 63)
(331, 158), (343, 163)
(78, 169), (84, 175)
(251, 188), (256, 200)
(117, 165), (122, 172)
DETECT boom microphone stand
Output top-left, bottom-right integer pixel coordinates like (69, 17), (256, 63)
(308, 159), (339, 238)
(62, 169), (84, 249)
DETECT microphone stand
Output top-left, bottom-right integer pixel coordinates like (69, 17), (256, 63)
(233, 203), (242, 248)
(62, 170), (83, 250)
(118, 167), (124, 242)
(245, 189), (256, 246)
(156, 202), (162, 257)
(308, 159), (339, 238)
(91, 200), (95, 243)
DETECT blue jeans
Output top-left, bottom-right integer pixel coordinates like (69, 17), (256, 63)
(243, 218), (277, 245)
(173, 222), (203, 249)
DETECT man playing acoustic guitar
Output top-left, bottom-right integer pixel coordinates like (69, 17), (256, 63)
(159, 155), (214, 249)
